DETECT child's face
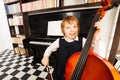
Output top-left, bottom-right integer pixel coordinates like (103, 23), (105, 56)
(63, 22), (79, 40)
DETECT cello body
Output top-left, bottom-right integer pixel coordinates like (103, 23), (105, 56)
(64, 49), (120, 80)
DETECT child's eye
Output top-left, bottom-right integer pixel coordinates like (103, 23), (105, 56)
(66, 26), (70, 29)
(73, 26), (77, 28)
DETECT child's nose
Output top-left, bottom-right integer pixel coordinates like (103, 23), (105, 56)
(70, 27), (75, 31)
(70, 28), (73, 31)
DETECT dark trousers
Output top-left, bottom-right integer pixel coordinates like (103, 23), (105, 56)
(52, 65), (65, 80)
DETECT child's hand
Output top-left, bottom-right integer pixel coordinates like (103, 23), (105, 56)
(94, 21), (101, 30)
(93, 21), (101, 41)
(41, 56), (49, 66)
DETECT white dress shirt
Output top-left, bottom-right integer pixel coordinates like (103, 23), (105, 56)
(44, 36), (105, 58)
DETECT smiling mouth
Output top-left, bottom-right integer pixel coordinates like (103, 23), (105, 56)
(69, 34), (77, 37)
(69, 33), (76, 35)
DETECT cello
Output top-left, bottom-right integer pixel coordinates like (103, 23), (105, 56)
(64, 0), (120, 80)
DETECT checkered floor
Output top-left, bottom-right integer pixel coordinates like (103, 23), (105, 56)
(0, 49), (53, 80)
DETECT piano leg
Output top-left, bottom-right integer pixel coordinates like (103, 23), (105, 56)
(31, 48), (41, 65)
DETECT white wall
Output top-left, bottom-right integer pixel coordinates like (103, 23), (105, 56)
(101, 6), (120, 59)
(0, 0), (13, 52)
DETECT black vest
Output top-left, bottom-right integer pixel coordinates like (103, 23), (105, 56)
(55, 37), (83, 80)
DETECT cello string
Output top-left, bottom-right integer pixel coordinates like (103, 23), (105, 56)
(71, 30), (93, 80)
(72, 19), (95, 79)
(71, 49), (89, 79)
(71, 21), (93, 79)
(71, 24), (94, 80)
(75, 45), (90, 79)
(71, 13), (101, 80)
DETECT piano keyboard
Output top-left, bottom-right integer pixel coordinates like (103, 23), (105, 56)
(29, 41), (52, 46)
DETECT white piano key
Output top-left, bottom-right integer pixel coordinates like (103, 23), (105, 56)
(29, 41), (52, 46)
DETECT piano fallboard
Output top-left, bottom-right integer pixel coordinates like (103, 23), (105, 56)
(29, 41), (52, 46)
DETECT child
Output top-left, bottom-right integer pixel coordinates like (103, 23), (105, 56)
(41, 16), (103, 80)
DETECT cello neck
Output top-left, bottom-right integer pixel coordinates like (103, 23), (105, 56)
(70, 12), (101, 80)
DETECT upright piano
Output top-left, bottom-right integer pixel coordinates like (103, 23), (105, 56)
(23, 36), (58, 66)
(23, 8), (98, 66)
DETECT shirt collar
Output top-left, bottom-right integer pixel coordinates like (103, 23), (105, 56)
(63, 36), (79, 42)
